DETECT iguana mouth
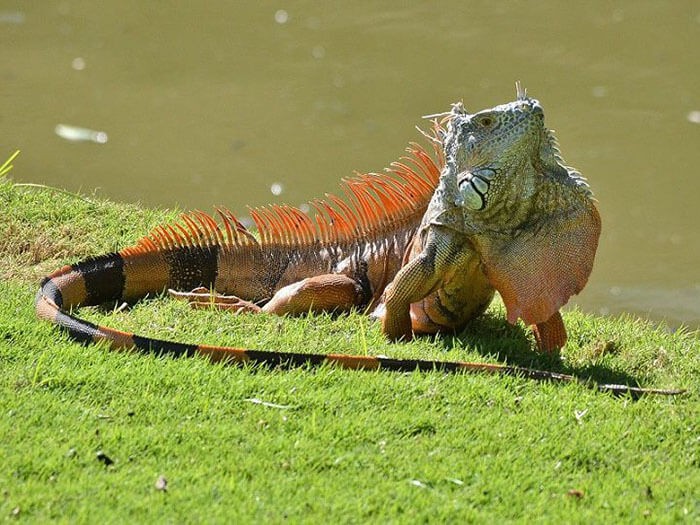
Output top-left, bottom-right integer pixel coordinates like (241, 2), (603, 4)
(457, 167), (496, 210)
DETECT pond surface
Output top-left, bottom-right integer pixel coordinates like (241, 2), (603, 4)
(3, 1), (699, 327)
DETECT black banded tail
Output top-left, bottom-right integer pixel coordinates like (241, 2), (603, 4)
(34, 255), (685, 399)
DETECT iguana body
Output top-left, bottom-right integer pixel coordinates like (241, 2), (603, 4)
(37, 86), (647, 393)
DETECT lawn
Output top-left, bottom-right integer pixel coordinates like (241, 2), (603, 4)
(1, 159), (698, 523)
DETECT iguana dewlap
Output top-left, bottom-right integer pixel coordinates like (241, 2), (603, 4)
(36, 84), (600, 360)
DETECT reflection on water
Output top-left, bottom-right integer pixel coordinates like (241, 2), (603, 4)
(2, 1), (699, 327)
(54, 123), (108, 144)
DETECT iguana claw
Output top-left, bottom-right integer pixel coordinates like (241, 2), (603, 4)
(168, 288), (262, 314)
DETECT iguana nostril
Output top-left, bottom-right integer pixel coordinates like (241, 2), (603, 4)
(465, 134), (477, 154)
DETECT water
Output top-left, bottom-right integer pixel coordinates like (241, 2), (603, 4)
(2, 1), (699, 327)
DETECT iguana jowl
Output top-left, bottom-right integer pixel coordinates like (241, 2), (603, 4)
(36, 85), (604, 375)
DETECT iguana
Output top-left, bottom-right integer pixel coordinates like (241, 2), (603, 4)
(34, 84), (682, 396)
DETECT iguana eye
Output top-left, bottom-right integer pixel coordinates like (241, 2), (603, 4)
(478, 116), (493, 127)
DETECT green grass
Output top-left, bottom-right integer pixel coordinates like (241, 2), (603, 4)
(1, 163), (698, 523)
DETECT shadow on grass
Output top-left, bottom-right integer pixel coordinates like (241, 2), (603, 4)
(89, 300), (658, 394)
(434, 312), (647, 389)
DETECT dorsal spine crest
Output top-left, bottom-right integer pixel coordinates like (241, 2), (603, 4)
(129, 125), (444, 255)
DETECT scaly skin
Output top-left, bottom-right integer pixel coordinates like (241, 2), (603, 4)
(377, 84), (601, 352)
(35, 85), (668, 396)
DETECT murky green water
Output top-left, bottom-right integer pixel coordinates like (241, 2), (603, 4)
(3, 1), (699, 327)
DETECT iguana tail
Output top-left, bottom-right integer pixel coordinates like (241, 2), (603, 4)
(36, 249), (188, 354)
(34, 252), (684, 399)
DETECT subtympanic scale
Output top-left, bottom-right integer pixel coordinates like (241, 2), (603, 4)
(456, 168), (496, 210)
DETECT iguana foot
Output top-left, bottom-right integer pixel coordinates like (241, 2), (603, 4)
(531, 311), (567, 353)
(168, 287), (263, 314)
(373, 306), (413, 342)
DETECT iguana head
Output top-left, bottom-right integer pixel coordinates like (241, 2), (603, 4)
(446, 83), (573, 228)
(443, 84), (601, 326)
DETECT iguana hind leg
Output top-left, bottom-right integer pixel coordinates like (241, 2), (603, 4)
(170, 274), (365, 316)
(262, 274), (366, 315)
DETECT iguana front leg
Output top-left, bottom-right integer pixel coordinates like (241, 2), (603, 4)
(380, 252), (444, 341)
(170, 274), (365, 316)
(378, 225), (482, 341)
